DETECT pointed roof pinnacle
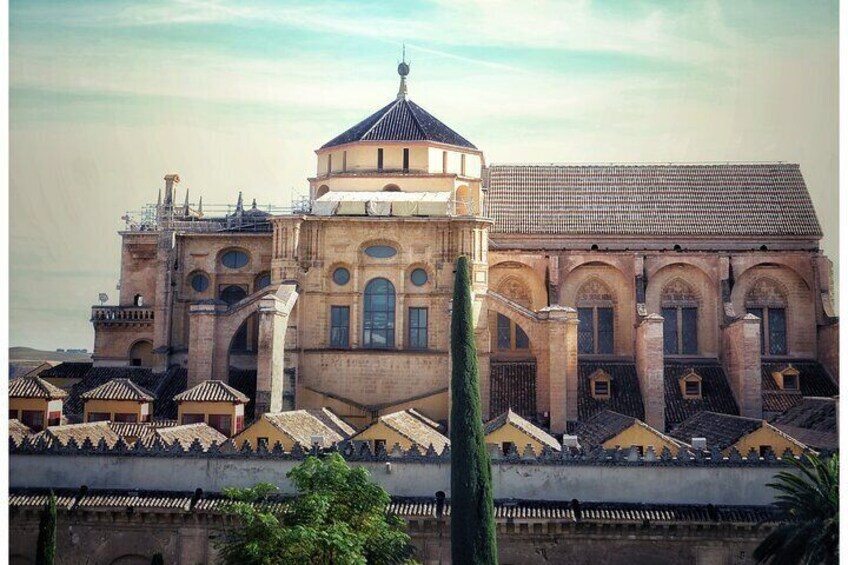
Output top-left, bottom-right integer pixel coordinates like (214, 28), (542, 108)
(397, 44), (410, 100)
(236, 191), (244, 213)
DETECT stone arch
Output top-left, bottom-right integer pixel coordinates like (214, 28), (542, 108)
(647, 263), (719, 356)
(561, 263), (632, 356)
(382, 183), (401, 192)
(455, 184), (476, 215)
(128, 339), (153, 367)
(488, 260), (547, 312)
(732, 265), (813, 356)
(496, 275), (533, 309)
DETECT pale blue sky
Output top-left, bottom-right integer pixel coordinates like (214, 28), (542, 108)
(10, 0), (838, 349)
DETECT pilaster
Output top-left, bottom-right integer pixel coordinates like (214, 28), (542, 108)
(723, 314), (762, 419)
(636, 314), (665, 431)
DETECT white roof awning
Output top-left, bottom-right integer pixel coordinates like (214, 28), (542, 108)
(313, 191), (452, 217)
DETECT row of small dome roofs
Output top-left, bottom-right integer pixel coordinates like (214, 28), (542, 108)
(9, 374), (837, 455)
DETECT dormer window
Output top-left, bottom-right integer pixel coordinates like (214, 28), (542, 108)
(590, 370), (611, 400)
(773, 365), (800, 391)
(679, 370), (702, 399)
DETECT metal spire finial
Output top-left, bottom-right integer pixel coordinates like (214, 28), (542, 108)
(397, 44), (410, 100)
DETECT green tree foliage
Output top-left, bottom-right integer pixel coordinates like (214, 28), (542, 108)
(216, 453), (416, 565)
(35, 490), (57, 565)
(754, 453), (838, 565)
(449, 255), (498, 564)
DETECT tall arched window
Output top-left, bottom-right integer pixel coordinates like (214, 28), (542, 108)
(363, 278), (395, 349)
(661, 278), (698, 355)
(576, 278), (614, 354)
(745, 277), (787, 355)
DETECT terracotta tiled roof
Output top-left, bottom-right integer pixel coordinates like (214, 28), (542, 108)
(771, 425), (837, 451)
(174, 380), (249, 404)
(761, 361), (838, 397)
(770, 397), (837, 433)
(360, 410), (450, 451)
(33, 421), (121, 448)
(39, 362), (93, 381)
(257, 410), (353, 448)
(8, 375), (68, 400)
(577, 361), (645, 422)
(146, 423), (227, 451)
(669, 411), (762, 450)
(321, 98), (476, 150)
(762, 391), (803, 413)
(80, 378), (155, 402)
(485, 409), (561, 451)
(8, 489), (781, 526)
(9, 419), (33, 445)
(64, 367), (185, 420)
(308, 408), (357, 438)
(486, 163), (822, 237)
(664, 361), (739, 429)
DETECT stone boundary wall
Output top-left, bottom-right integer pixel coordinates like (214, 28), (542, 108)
(10, 447), (811, 506)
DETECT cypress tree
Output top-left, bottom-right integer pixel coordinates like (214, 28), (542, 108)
(35, 490), (57, 565)
(450, 255), (498, 564)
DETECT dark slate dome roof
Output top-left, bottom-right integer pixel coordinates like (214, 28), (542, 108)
(321, 98), (477, 150)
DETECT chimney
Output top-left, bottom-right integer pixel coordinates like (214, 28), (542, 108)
(561, 434), (579, 449)
(691, 437), (707, 451)
(163, 174), (180, 208)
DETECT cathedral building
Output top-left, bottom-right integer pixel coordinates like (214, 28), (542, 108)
(89, 62), (838, 435)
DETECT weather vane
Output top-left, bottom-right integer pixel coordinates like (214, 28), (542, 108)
(397, 43), (410, 100)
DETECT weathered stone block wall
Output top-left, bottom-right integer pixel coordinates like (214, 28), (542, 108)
(818, 322), (839, 382)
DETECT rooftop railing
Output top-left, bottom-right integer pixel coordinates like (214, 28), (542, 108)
(91, 306), (155, 323)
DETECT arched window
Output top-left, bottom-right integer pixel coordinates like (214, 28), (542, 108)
(383, 184), (401, 192)
(220, 285), (247, 306)
(745, 278), (787, 355)
(316, 185), (330, 199)
(496, 314), (530, 351)
(255, 272), (271, 290)
(129, 340), (153, 367)
(661, 278), (698, 355)
(576, 278), (614, 354)
(363, 278), (395, 349)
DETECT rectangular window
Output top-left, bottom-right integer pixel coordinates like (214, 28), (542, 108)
(113, 413), (138, 423)
(86, 412), (110, 423)
(461, 154), (467, 175)
(9, 409), (18, 421)
(442, 151), (448, 173)
(747, 307), (765, 354)
(593, 380), (609, 397)
(208, 414), (232, 436)
(181, 413), (205, 425)
(681, 307), (698, 354)
(577, 307), (594, 354)
(684, 380), (700, 397)
(769, 308), (787, 355)
(408, 307), (428, 350)
(377, 148), (384, 171)
(759, 445), (772, 458)
(342, 151), (347, 172)
(662, 307), (678, 354)
(257, 437), (269, 450)
(497, 313), (511, 350)
(330, 306), (350, 348)
(403, 148), (409, 172)
(374, 439), (386, 453)
(21, 410), (45, 431)
(502, 441), (515, 455)
(783, 374), (799, 391)
(597, 307), (614, 354)
(327, 154), (333, 174)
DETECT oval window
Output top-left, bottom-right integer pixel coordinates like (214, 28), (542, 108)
(256, 273), (271, 289)
(333, 267), (350, 285)
(410, 268), (428, 286)
(364, 245), (397, 259)
(191, 273), (209, 292)
(221, 250), (249, 269)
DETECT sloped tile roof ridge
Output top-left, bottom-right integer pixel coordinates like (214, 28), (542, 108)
(320, 97), (477, 150)
(173, 380), (249, 403)
(378, 410), (450, 449)
(499, 409), (561, 450)
(80, 378), (156, 401)
(8, 375), (69, 399)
